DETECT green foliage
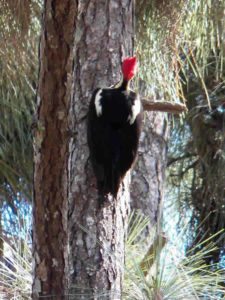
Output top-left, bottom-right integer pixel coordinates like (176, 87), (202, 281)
(136, 0), (225, 104)
(136, 0), (185, 102)
(0, 0), (41, 199)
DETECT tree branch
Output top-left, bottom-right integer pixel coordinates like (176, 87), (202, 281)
(167, 152), (197, 167)
(170, 159), (199, 178)
(180, 159), (199, 177)
(142, 98), (187, 114)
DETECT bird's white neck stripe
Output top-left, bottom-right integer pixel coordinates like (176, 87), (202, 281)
(128, 95), (141, 124)
(94, 89), (103, 116)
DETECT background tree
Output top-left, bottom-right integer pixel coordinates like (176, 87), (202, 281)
(130, 0), (185, 222)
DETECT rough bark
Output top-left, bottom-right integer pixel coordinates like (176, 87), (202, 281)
(131, 112), (169, 224)
(32, 1), (76, 299)
(68, 0), (134, 298)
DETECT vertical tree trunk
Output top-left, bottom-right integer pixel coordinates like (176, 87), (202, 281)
(131, 112), (168, 224)
(32, 1), (76, 299)
(68, 0), (134, 298)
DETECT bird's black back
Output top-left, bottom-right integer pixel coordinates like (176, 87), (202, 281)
(87, 87), (142, 198)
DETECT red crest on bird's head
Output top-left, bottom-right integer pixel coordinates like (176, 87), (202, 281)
(122, 56), (137, 81)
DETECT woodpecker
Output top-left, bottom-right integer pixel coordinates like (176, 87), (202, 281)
(87, 57), (142, 199)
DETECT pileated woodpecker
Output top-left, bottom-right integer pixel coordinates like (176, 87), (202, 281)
(87, 57), (142, 198)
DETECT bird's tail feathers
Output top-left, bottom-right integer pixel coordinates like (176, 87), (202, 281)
(97, 165), (121, 200)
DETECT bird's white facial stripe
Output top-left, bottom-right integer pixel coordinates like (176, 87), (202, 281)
(128, 95), (141, 124)
(95, 89), (102, 116)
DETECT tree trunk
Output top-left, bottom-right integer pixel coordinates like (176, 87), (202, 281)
(68, 0), (134, 298)
(32, 1), (76, 299)
(131, 112), (168, 224)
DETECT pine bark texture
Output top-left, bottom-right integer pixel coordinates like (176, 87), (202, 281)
(32, 1), (76, 299)
(68, 0), (134, 298)
(131, 112), (168, 224)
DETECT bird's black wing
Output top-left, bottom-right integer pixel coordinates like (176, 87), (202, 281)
(87, 89), (105, 183)
(116, 91), (143, 179)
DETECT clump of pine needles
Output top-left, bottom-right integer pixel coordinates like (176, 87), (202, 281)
(0, 215), (32, 300)
(0, 211), (224, 299)
(123, 212), (225, 300)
